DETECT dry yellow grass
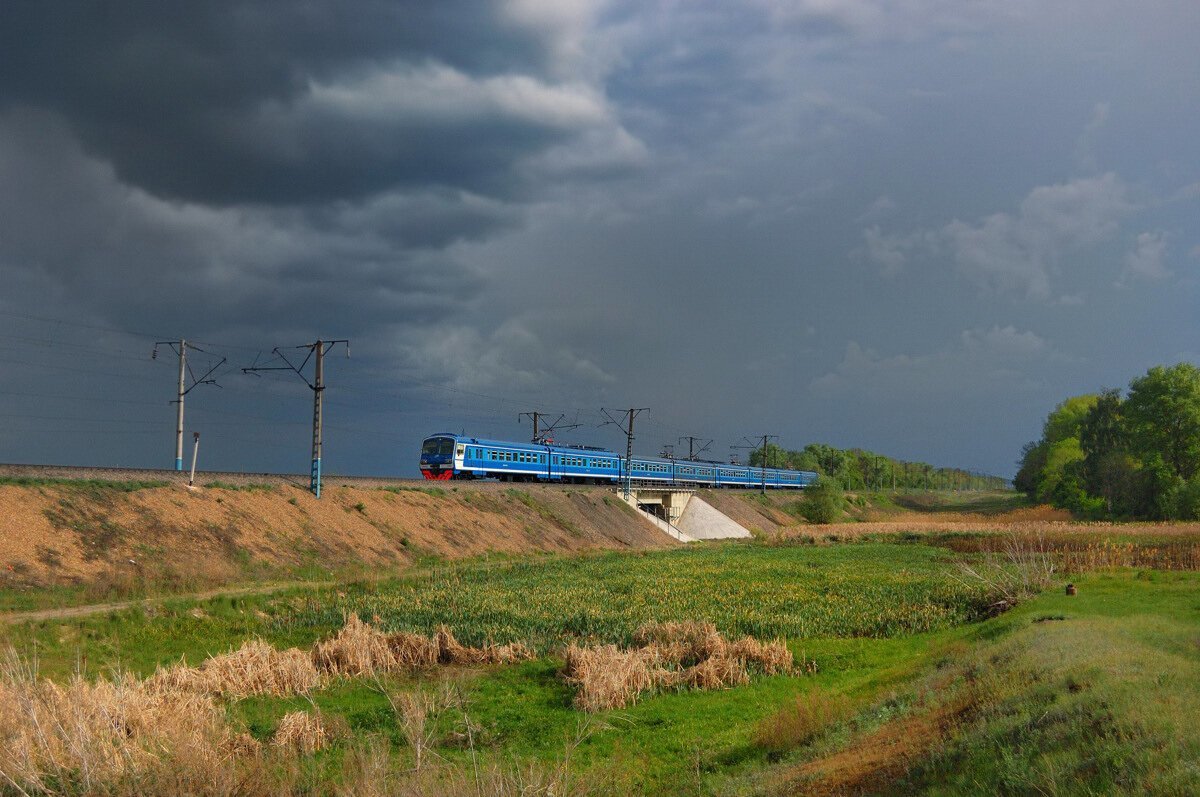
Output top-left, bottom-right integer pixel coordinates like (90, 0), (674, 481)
(386, 631), (441, 669)
(311, 615), (534, 677)
(683, 653), (751, 690)
(312, 613), (399, 676)
(564, 623), (795, 711)
(563, 643), (659, 712)
(433, 625), (536, 666)
(753, 688), (852, 754)
(633, 620), (725, 665)
(727, 636), (794, 675)
(133, 616), (534, 707)
(271, 711), (331, 755)
(0, 650), (248, 795)
(149, 639), (322, 699)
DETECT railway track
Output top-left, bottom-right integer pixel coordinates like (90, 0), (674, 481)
(0, 462), (428, 490)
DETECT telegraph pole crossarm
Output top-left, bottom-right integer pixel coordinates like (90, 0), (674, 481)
(600, 407), (648, 500)
(154, 339), (226, 471)
(678, 435), (712, 461)
(242, 339), (349, 498)
(733, 434), (778, 494)
(520, 411), (580, 444)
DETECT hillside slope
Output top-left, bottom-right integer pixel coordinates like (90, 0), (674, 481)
(0, 481), (672, 592)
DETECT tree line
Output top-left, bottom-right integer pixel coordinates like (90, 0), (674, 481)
(1015, 362), (1200, 519)
(748, 442), (1008, 492)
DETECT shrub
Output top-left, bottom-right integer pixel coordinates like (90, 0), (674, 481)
(799, 477), (846, 524)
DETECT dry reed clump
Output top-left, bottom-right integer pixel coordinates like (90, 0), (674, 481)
(312, 616), (534, 677)
(564, 623), (796, 712)
(313, 613), (399, 676)
(434, 625), (535, 666)
(435, 625), (487, 665)
(150, 639), (322, 699)
(386, 631), (440, 669)
(727, 636), (794, 675)
(953, 530), (1058, 610)
(271, 711), (331, 755)
(683, 653), (751, 690)
(633, 621), (725, 666)
(563, 643), (659, 712)
(0, 651), (249, 795)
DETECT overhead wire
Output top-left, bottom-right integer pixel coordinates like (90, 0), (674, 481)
(0, 309), (747, 462)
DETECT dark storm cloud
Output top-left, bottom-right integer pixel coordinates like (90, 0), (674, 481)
(0, 0), (1197, 479)
(0, 109), (485, 338)
(0, 1), (591, 204)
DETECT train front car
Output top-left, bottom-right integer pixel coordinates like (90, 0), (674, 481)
(419, 434), (461, 480)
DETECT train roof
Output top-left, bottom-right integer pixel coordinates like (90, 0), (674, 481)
(425, 432), (816, 477)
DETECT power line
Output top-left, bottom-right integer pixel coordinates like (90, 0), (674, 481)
(678, 435), (713, 461)
(153, 339), (225, 470)
(518, 411), (580, 443)
(600, 407), (648, 499)
(243, 339), (349, 498)
(0, 308), (264, 353)
(733, 434), (778, 494)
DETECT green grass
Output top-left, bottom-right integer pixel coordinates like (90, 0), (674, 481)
(899, 573), (1200, 795)
(379, 485), (448, 497)
(0, 543), (991, 681)
(0, 476), (169, 495)
(202, 481), (277, 492)
(0, 541), (998, 792)
(278, 543), (992, 650)
(4, 540), (1198, 795)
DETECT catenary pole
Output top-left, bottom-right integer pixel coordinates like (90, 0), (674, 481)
(242, 338), (348, 498)
(174, 339), (186, 470)
(311, 340), (324, 497)
(601, 407), (648, 500)
(155, 339), (224, 472)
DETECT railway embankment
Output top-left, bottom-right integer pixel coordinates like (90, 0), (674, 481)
(0, 475), (674, 597)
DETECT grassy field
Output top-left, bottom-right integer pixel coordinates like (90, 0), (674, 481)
(2, 519), (1199, 794)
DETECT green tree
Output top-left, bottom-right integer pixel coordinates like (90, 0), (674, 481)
(1043, 394), (1099, 444)
(1079, 389), (1126, 515)
(1124, 363), (1200, 482)
(1038, 437), (1085, 503)
(1014, 440), (1047, 499)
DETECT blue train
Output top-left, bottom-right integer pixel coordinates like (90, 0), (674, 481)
(419, 433), (817, 489)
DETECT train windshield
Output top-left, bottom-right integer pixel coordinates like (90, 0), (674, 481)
(421, 437), (455, 457)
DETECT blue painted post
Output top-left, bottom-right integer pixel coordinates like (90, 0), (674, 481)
(174, 338), (186, 470)
(310, 341), (324, 498)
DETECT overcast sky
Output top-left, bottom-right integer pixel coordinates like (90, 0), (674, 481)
(0, 1), (1196, 478)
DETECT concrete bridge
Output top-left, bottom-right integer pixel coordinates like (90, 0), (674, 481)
(620, 488), (751, 542)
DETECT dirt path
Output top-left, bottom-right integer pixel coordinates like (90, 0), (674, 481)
(1, 550), (589, 626)
(0, 580), (331, 625)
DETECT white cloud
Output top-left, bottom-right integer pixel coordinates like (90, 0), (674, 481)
(1119, 230), (1170, 284)
(864, 173), (1134, 300)
(756, 0), (1026, 44)
(398, 317), (615, 394)
(305, 62), (612, 130)
(860, 225), (912, 276)
(810, 325), (1055, 398)
(502, 0), (613, 78)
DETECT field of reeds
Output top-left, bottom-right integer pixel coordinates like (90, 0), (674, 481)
(271, 543), (998, 652)
(3, 531), (1199, 795)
